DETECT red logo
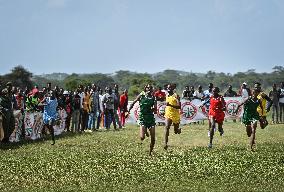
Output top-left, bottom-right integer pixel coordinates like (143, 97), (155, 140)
(225, 100), (242, 117)
(181, 102), (197, 120)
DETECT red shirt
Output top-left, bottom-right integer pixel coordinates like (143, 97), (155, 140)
(120, 94), (128, 111)
(209, 95), (226, 114)
(154, 90), (166, 101)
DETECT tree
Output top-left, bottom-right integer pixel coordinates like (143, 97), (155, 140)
(272, 66), (284, 73)
(3, 65), (33, 89)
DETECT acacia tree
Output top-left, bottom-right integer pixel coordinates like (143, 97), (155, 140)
(3, 65), (33, 89)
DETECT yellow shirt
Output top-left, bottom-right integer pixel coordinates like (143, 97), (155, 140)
(83, 93), (91, 112)
(164, 94), (180, 124)
(257, 92), (267, 116)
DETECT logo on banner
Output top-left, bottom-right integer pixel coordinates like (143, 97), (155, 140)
(225, 100), (241, 117)
(181, 102), (197, 120)
(157, 102), (166, 119)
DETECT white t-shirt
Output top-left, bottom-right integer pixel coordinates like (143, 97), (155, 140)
(279, 88), (284, 103)
(241, 89), (249, 100)
(193, 90), (204, 99)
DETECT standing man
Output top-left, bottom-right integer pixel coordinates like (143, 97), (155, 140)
(102, 87), (117, 130)
(224, 85), (238, 97)
(239, 82), (251, 101)
(193, 85), (204, 100)
(96, 87), (104, 129)
(0, 82), (15, 143)
(269, 84), (280, 124)
(82, 87), (91, 132)
(278, 82), (284, 123)
(89, 84), (100, 131)
(182, 86), (191, 100)
(113, 84), (122, 128)
(119, 89), (128, 128)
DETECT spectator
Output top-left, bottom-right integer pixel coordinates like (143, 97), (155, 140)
(119, 89), (128, 128)
(269, 83), (280, 124)
(88, 84), (99, 131)
(96, 88), (104, 129)
(71, 90), (81, 132)
(182, 86), (191, 100)
(63, 91), (72, 132)
(0, 84), (15, 143)
(239, 82), (251, 101)
(154, 86), (166, 102)
(82, 87), (91, 132)
(279, 82), (284, 123)
(224, 85), (238, 97)
(113, 84), (122, 128)
(193, 85), (204, 100)
(102, 87), (117, 130)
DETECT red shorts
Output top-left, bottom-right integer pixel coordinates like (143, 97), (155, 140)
(208, 111), (225, 124)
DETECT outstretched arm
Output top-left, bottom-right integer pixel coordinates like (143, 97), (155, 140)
(235, 98), (248, 114)
(128, 94), (141, 111)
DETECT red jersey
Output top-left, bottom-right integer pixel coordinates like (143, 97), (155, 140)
(208, 95), (226, 123)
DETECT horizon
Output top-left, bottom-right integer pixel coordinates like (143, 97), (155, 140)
(2, 65), (281, 76)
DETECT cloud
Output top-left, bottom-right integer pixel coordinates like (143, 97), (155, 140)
(47, 0), (67, 8)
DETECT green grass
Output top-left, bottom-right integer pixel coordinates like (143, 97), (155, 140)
(1, 121), (284, 192)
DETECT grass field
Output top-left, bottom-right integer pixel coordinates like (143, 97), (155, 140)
(1, 121), (284, 192)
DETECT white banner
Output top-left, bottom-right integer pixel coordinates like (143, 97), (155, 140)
(126, 97), (244, 125)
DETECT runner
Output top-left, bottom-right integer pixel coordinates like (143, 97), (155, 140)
(164, 83), (181, 150)
(201, 87), (226, 148)
(128, 84), (156, 155)
(254, 82), (272, 129)
(235, 90), (262, 151)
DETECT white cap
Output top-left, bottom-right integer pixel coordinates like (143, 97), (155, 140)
(63, 90), (69, 95)
(242, 82), (247, 85)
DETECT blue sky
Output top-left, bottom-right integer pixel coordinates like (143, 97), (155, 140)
(0, 0), (283, 75)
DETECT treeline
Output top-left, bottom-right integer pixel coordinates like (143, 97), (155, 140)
(0, 65), (283, 99)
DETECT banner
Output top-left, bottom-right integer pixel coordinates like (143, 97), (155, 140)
(126, 97), (244, 125)
(9, 110), (24, 142)
(53, 109), (67, 136)
(24, 112), (44, 140)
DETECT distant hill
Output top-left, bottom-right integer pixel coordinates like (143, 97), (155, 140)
(36, 73), (69, 81)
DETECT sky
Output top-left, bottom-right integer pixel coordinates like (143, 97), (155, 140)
(0, 0), (284, 75)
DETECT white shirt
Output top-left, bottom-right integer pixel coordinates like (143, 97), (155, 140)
(193, 90), (204, 99)
(241, 89), (249, 100)
(279, 88), (284, 103)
